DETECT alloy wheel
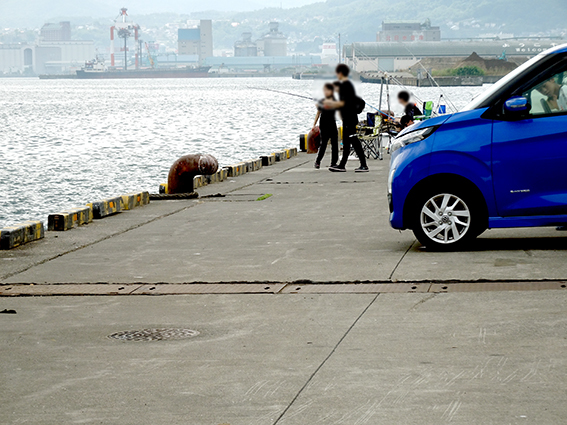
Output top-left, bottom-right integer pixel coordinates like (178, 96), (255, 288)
(420, 193), (471, 244)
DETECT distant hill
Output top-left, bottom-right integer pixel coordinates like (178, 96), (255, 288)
(0, 0), (320, 28)
(1, 0), (565, 51)
(223, 0), (567, 42)
(200, 0), (567, 50)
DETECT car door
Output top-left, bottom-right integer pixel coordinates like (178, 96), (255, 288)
(492, 63), (567, 217)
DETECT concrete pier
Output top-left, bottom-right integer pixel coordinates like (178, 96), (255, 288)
(2, 153), (567, 287)
(1, 153), (567, 423)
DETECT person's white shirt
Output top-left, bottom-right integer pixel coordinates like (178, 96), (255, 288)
(557, 85), (567, 111)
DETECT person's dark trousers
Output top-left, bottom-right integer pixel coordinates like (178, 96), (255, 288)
(338, 123), (367, 168)
(316, 127), (339, 165)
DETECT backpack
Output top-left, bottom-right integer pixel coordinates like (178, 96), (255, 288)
(355, 96), (366, 114)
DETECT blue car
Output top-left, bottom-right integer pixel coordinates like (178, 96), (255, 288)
(389, 43), (567, 250)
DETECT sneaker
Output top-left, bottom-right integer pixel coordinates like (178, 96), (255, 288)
(355, 166), (369, 173)
(329, 163), (338, 168)
(314, 162), (320, 169)
(329, 165), (346, 172)
(557, 226), (567, 231)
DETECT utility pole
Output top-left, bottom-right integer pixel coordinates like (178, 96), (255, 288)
(124, 37), (127, 70)
(338, 33), (341, 63)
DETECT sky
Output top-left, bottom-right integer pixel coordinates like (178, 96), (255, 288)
(1, 0), (323, 28)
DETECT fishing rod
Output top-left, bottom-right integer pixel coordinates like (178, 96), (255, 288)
(251, 85), (397, 120)
(365, 102), (395, 120)
(351, 45), (425, 105)
(248, 86), (315, 101)
(402, 45), (459, 113)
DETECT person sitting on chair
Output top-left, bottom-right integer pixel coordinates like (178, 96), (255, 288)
(396, 90), (421, 123)
(536, 77), (567, 112)
(395, 114), (415, 132)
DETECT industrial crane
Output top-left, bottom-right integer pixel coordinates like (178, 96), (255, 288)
(109, 8), (140, 69)
(145, 42), (155, 68)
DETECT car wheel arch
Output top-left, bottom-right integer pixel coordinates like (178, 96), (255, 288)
(402, 173), (489, 231)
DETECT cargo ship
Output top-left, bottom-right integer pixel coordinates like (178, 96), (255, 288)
(73, 59), (211, 79)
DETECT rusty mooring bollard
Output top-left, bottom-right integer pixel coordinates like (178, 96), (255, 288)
(167, 154), (218, 194)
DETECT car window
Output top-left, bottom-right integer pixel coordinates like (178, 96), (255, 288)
(523, 68), (567, 116)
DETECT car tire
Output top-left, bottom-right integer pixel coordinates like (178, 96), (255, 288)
(410, 186), (486, 251)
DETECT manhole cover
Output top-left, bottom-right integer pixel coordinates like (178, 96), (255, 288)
(108, 328), (200, 342)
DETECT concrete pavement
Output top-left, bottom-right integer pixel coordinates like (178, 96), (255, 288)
(2, 152), (567, 424)
(1, 292), (566, 424)
(2, 153), (567, 287)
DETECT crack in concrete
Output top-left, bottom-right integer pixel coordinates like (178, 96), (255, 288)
(388, 240), (416, 281)
(0, 160), (309, 283)
(272, 293), (380, 425)
(0, 203), (200, 282)
(409, 293), (439, 311)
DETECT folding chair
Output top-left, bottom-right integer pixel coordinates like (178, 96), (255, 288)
(354, 114), (382, 160)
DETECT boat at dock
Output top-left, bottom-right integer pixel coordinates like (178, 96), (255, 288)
(74, 59), (211, 79)
(360, 73), (493, 87)
(38, 74), (78, 80)
(292, 72), (333, 80)
(40, 58), (211, 80)
(75, 67), (211, 79)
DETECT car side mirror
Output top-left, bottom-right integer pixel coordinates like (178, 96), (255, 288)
(503, 96), (531, 115)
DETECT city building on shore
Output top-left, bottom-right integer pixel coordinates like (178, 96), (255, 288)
(234, 33), (258, 57)
(257, 22), (287, 57)
(0, 22), (94, 75)
(320, 42), (339, 66)
(207, 22), (299, 73)
(178, 20), (213, 64)
(377, 20), (441, 42)
(345, 39), (564, 72)
(40, 21), (71, 42)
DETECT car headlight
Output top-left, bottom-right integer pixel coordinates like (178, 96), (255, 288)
(390, 126), (438, 154)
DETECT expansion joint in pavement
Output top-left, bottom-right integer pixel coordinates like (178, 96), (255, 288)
(272, 293), (380, 425)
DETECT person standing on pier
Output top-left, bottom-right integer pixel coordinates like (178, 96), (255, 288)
(313, 83), (339, 169)
(324, 64), (369, 173)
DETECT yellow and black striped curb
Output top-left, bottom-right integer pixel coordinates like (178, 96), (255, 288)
(0, 221), (44, 250)
(246, 158), (263, 172)
(299, 133), (309, 152)
(48, 206), (93, 231)
(274, 151), (287, 161)
(193, 175), (206, 189)
(86, 197), (122, 219)
(206, 168), (228, 185)
(120, 191), (150, 210)
(159, 148), (298, 193)
(261, 153), (276, 166)
(225, 162), (246, 177)
(48, 192), (149, 232)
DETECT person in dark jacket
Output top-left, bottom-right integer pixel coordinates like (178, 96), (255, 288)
(397, 90), (422, 121)
(312, 83), (339, 169)
(323, 64), (368, 173)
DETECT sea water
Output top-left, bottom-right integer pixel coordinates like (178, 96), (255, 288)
(0, 77), (485, 227)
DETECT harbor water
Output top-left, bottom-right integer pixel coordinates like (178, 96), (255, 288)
(0, 77), (485, 227)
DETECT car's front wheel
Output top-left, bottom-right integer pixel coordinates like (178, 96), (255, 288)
(411, 188), (485, 250)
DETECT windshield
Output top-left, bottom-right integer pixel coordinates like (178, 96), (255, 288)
(462, 52), (548, 111)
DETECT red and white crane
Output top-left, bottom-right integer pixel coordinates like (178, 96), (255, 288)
(110, 8), (140, 69)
